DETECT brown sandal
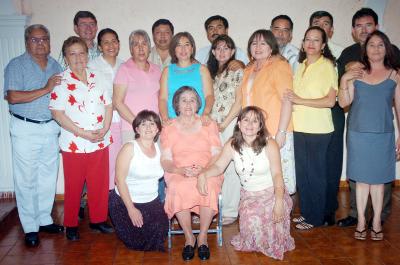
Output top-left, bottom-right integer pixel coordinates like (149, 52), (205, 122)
(354, 229), (367, 240)
(370, 229), (383, 241)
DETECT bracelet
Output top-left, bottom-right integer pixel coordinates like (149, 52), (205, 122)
(339, 87), (348, 90)
(278, 130), (287, 134)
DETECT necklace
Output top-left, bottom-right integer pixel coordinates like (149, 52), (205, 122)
(239, 147), (255, 181)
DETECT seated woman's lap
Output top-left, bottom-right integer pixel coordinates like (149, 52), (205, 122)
(164, 173), (223, 219)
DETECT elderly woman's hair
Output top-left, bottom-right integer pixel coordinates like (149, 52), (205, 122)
(247, 29), (279, 62)
(298, 26), (335, 64)
(207, 34), (237, 79)
(62, 36), (88, 57)
(231, 106), (269, 155)
(132, 110), (162, 142)
(25, 24), (50, 44)
(362, 30), (400, 72)
(169, 32), (196, 64)
(129, 30), (151, 51)
(172, 86), (202, 116)
(97, 28), (119, 46)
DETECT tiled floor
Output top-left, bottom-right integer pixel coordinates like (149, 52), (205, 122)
(1, 188), (400, 265)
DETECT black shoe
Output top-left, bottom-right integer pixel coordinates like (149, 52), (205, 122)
(337, 216), (357, 227)
(25, 232), (40, 247)
(182, 239), (197, 260)
(78, 207), (85, 220)
(39, 223), (64, 234)
(198, 244), (210, 260)
(323, 214), (336, 226)
(66, 227), (80, 241)
(89, 222), (114, 233)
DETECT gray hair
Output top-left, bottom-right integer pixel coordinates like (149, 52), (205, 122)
(25, 24), (50, 44)
(129, 29), (151, 50)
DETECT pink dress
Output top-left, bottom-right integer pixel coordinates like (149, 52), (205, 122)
(160, 119), (223, 219)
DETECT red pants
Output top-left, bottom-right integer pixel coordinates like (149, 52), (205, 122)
(62, 147), (109, 227)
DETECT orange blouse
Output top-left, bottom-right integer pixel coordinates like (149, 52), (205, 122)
(241, 56), (294, 134)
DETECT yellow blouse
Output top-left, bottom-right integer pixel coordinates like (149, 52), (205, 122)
(292, 56), (338, 133)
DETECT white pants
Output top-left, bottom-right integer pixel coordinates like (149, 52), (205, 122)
(10, 117), (60, 233)
(220, 119), (241, 218)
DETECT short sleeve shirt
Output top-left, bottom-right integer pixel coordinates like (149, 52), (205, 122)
(4, 52), (62, 120)
(114, 59), (161, 132)
(293, 56), (338, 133)
(49, 68), (112, 153)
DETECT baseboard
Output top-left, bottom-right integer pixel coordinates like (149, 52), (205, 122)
(0, 192), (15, 199)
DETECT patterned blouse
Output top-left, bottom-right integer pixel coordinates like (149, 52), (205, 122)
(210, 69), (244, 124)
(49, 68), (112, 153)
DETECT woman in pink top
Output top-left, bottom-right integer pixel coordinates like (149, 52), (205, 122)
(113, 30), (161, 143)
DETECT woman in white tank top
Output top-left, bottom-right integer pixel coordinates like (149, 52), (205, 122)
(197, 106), (295, 260)
(108, 110), (168, 251)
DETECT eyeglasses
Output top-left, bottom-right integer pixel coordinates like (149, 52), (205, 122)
(29, 37), (49, 44)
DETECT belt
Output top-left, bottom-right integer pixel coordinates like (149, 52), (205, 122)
(10, 112), (53, 124)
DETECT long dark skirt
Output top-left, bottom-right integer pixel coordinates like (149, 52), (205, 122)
(109, 190), (168, 251)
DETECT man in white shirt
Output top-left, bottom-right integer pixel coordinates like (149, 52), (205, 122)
(149, 19), (174, 70)
(270, 15), (299, 72)
(309, 11), (344, 59)
(196, 15), (248, 65)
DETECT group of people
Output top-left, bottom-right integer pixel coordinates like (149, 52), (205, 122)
(3, 6), (400, 262)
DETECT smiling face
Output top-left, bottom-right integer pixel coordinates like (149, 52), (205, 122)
(64, 43), (88, 72)
(153, 24), (173, 50)
(250, 34), (272, 61)
(212, 40), (235, 66)
(135, 118), (159, 140)
(74, 17), (98, 44)
(206, 19), (228, 43)
(175, 36), (193, 62)
(303, 29), (325, 57)
(177, 90), (199, 117)
(99, 32), (120, 58)
(130, 34), (150, 63)
(352, 16), (378, 45)
(238, 111), (261, 138)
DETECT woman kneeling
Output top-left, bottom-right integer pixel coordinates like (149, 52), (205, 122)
(198, 106), (295, 260)
(109, 110), (168, 251)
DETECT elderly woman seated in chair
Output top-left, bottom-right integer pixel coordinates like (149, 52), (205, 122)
(160, 86), (222, 261)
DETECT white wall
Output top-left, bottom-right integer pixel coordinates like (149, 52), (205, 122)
(15, 0), (399, 59)
(2, 0), (400, 193)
